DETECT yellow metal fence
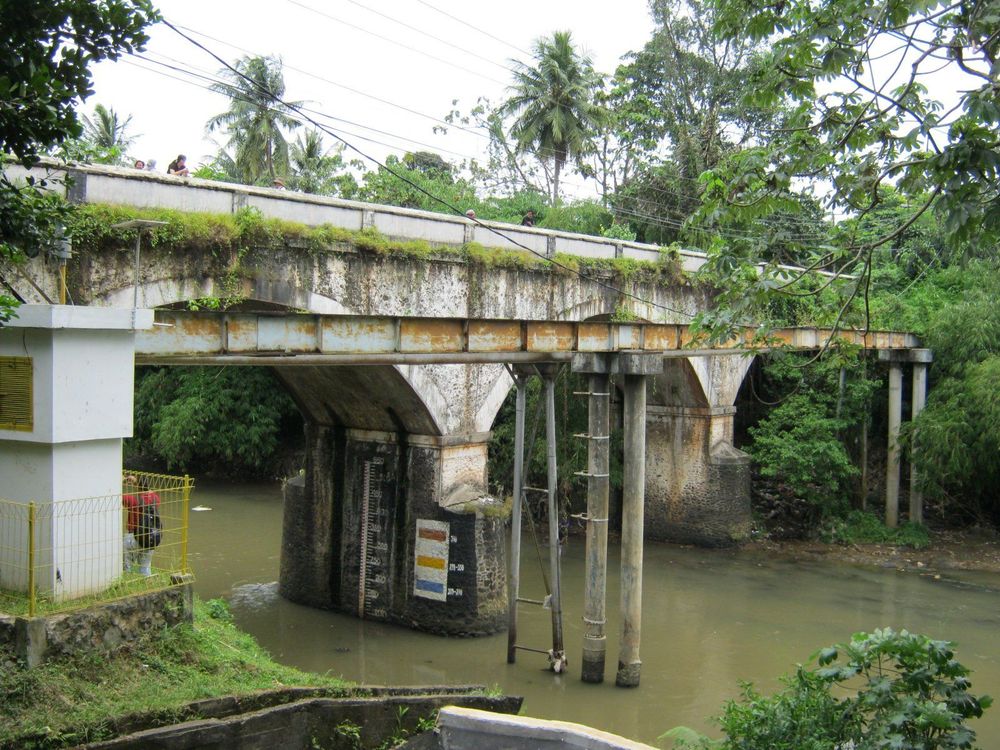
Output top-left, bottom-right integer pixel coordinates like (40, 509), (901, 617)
(0, 471), (193, 617)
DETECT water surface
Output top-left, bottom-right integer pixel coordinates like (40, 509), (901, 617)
(188, 481), (1000, 747)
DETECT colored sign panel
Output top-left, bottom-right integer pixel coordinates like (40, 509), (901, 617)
(414, 519), (449, 601)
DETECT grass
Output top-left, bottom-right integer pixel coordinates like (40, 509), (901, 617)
(0, 571), (177, 618)
(820, 510), (931, 548)
(0, 598), (352, 749)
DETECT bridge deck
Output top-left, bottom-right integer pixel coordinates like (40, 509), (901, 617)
(137, 311), (921, 366)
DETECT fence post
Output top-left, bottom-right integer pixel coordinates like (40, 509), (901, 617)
(28, 502), (36, 618)
(181, 475), (191, 573)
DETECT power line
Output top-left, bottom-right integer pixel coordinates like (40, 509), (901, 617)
(335, 0), (516, 74)
(282, 0), (508, 86)
(127, 51), (833, 245)
(413, 0), (532, 57)
(160, 18), (701, 321)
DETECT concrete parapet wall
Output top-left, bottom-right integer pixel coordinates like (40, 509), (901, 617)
(56, 688), (522, 750)
(6, 161), (709, 271)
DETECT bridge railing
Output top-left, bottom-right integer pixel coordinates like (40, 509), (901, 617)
(0, 470), (193, 618)
(5, 160), (708, 272)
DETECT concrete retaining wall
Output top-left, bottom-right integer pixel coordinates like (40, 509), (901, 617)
(73, 688), (522, 750)
(0, 584), (193, 668)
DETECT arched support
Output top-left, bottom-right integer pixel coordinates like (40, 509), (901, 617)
(643, 356), (753, 546)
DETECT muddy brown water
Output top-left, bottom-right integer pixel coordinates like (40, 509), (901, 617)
(188, 482), (1000, 747)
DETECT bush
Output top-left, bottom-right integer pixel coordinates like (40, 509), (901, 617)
(668, 628), (992, 750)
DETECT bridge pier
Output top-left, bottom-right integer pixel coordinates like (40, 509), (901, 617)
(280, 424), (507, 636)
(643, 357), (753, 547)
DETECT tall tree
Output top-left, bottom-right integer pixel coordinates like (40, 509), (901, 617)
(287, 129), (356, 196)
(0, 0), (157, 321)
(206, 55), (302, 186)
(499, 31), (605, 204)
(694, 0), (1000, 340)
(80, 103), (138, 165)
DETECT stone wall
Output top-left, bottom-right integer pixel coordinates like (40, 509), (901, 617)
(0, 585), (193, 668)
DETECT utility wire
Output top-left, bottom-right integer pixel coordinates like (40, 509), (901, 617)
(283, 0), (508, 85)
(161, 18), (700, 320)
(127, 50), (835, 246)
(413, 0), (532, 57)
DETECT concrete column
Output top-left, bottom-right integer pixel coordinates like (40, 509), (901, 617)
(909, 362), (928, 525)
(617, 373), (646, 687)
(885, 363), (903, 528)
(581, 372), (610, 683)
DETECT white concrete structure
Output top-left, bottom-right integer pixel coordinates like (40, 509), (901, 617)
(434, 706), (659, 750)
(0, 305), (153, 599)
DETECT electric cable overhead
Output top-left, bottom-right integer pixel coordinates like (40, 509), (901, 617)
(126, 49), (835, 246)
(160, 18), (701, 321)
(413, 0), (532, 57)
(282, 0), (508, 85)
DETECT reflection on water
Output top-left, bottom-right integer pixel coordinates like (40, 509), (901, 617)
(189, 481), (1000, 747)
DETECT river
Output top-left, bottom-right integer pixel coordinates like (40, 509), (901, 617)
(187, 481), (1000, 747)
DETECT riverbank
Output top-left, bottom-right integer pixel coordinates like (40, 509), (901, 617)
(744, 526), (1000, 575)
(0, 598), (352, 748)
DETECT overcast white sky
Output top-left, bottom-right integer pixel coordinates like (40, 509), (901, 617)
(87, 0), (656, 197)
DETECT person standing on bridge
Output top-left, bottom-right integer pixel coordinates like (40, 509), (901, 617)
(167, 154), (189, 177)
(521, 209), (536, 227)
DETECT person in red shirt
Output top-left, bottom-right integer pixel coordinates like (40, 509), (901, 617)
(122, 475), (161, 576)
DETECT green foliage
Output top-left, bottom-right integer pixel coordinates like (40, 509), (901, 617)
(820, 511), (930, 549)
(673, 629), (992, 750)
(498, 31), (606, 203)
(748, 392), (858, 510)
(693, 0), (1000, 340)
(0, 0), (157, 321)
(0, 597), (351, 748)
(288, 129), (358, 197)
(360, 154), (475, 212)
(537, 200), (613, 236)
(206, 55), (302, 186)
(745, 351), (876, 510)
(129, 367), (301, 478)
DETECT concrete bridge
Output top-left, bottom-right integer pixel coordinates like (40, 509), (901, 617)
(3, 164), (927, 673)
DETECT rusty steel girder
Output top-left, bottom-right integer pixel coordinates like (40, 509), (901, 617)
(135, 310), (922, 366)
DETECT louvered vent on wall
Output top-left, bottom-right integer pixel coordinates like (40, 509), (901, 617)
(0, 356), (33, 431)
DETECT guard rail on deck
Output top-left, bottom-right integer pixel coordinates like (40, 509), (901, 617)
(136, 310), (922, 366)
(7, 160), (705, 269)
(0, 471), (193, 617)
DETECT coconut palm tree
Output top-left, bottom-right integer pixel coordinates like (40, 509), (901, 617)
(81, 103), (138, 165)
(499, 31), (605, 204)
(206, 55), (301, 186)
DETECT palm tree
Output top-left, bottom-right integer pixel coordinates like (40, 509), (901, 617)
(206, 55), (301, 186)
(499, 31), (605, 204)
(81, 104), (137, 165)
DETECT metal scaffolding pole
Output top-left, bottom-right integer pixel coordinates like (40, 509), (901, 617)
(544, 371), (566, 672)
(581, 372), (610, 683)
(506, 373), (527, 664)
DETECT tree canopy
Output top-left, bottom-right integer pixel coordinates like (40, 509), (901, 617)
(499, 31), (605, 204)
(206, 55), (302, 186)
(0, 0), (158, 321)
(693, 0), (1000, 338)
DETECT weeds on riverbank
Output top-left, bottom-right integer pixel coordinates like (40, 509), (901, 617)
(0, 598), (351, 749)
